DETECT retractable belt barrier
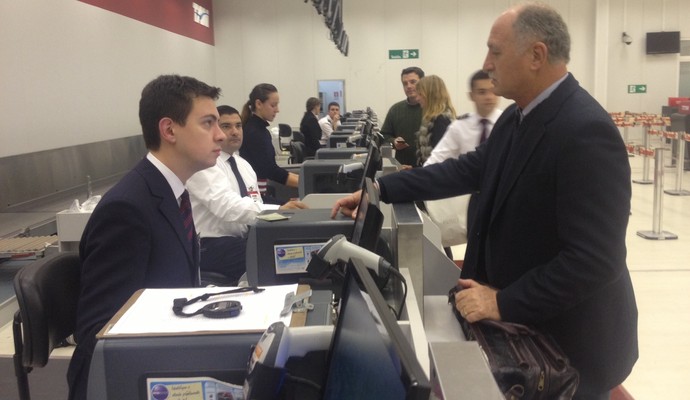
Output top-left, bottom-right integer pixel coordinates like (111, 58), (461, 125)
(610, 112), (670, 184)
(637, 148), (678, 240)
(663, 131), (690, 196)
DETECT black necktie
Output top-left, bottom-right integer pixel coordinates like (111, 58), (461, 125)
(179, 190), (195, 244)
(479, 119), (490, 143)
(228, 156), (249, 197)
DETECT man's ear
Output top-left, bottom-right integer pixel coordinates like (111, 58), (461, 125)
(530, 41), (548, 69)
(159, 118), (176, 144)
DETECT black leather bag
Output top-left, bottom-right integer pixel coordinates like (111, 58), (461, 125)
(448, 286), (579, 399)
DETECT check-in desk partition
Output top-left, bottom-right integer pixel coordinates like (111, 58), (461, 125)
(419, 209), (504, 400)
(389, 202), (425, 317)
(87, 289), (333, 400)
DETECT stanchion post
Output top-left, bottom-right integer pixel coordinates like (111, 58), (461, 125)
(664, 131), (690, 196)
(637, 148), (678, 240)
(633, 125), (653, 184)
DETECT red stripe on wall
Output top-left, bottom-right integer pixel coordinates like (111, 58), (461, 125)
(78, 0), (214, 45)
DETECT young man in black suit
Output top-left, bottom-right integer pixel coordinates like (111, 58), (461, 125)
(67, 75), (224, 400)
(332, 4), (637, 399)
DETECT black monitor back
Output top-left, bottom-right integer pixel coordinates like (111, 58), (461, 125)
(245, 209), (354, 286)
(321, 258), (431, 400)
(315, 147), (368, 160)
(299, 159), (364, 198)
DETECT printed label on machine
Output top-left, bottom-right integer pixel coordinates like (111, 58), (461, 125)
(274, 243), (325, 274)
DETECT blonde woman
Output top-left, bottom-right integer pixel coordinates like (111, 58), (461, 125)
(415, 75), (457, 166)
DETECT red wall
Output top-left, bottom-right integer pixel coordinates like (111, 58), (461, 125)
(79, 0), (214, 45)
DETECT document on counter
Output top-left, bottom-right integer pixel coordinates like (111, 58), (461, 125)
(101, 284), (297, 337)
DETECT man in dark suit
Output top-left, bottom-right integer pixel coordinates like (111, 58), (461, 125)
(332, 4), (637, 399)
(67, 75), (225, 400)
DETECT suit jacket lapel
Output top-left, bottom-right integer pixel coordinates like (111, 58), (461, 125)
(137, 159), (198, 282)
(489, 75), (578, 225)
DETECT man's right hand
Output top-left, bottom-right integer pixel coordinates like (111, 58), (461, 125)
(330, 190), (362, 219)
(279, 200), (308, 210)
(394, 137), (409, 151)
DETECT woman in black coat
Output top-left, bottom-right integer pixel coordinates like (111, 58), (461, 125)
(299, 97), (323, 157)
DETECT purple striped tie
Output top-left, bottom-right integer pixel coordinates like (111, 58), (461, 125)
(179, 190), (195, 243)
(480, 119), (490, 143)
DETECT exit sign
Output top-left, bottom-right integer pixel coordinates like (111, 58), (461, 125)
(389, 49), (419, 59)
(628, 84), (647, 94)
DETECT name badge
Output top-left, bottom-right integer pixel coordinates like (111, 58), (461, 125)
(248, 189), (261, 203)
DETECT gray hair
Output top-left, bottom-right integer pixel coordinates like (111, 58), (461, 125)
(513, 3), (570, 64)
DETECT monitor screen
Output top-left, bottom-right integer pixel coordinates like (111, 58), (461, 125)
(350, 177), (383, 253)
(646, 31), (680, 54)
(321, 258), (431, 400)
(360, 143), (381, 190)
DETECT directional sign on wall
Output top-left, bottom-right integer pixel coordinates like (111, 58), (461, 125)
(628, 84), (647, 94)
(389, 49), (419, 59)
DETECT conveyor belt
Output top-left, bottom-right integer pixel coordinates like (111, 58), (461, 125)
(0, 235), (58, 259)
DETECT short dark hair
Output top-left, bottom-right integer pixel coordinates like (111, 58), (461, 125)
(401, 66), (425, 79)
(327, 102), (340, 109)
(469, 70), (491, 91)
(139, 75), (221, 150)
(306, 97), (321, 111)
(217, 105), (240, 117)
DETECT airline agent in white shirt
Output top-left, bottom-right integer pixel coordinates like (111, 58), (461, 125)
(423, 70), (502, 257)
(187, 105), (307, 285)
(319, 102), (341, 146)
(424, 70), (503, 166)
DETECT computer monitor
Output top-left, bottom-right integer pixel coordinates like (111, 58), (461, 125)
(350, 177), (383, 253)
(359, 143), (381, 190)
(245, 209), (354, 286)
(298, 159), (364, 198)
(321, 257), (431, 400)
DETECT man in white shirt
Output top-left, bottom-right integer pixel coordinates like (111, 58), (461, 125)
(319, 102), (341, 146)
(422, 70), (502, 256)
(187, 105), (306, 285)
(424, 70), (503, 166)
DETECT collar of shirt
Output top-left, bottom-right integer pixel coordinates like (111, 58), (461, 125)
(521, 72), (569, 118)
(220, 151), (232, 162)
(146, 152), (186, 204)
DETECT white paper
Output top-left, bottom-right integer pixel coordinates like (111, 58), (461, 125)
(105, 285), (297, 336)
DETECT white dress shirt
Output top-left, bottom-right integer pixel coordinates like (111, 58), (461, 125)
(423, 108), (504, 166)
(146, 152), (186, 205)
(319, 115), (340, 146)
(186, 151), (279, 239)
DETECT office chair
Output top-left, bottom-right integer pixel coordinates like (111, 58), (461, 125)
(278, 123), (293, 152)
(13, 252), (81, 400)
(292, 130), (305, 143)
(289, 140), (306, 164)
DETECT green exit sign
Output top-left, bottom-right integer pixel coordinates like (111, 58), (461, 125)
(628, 84), (647, 94)
(389, 49), (419, 59)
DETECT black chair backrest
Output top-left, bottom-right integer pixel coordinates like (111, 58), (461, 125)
(290, 140), (306, 164)
(292, 130), (305, 143)
(14, 252), (81, 368)
(278, 123), (293, 138)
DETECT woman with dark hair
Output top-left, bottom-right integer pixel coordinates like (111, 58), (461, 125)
(240, 84), (299, 200)
(299, 97), (322, 157)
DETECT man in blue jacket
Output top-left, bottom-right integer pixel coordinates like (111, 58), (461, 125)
(67, 75), (224, 400)
(333, 4), (638, 399)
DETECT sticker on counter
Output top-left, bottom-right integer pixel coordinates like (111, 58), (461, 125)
(274, 243), (325, 274)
